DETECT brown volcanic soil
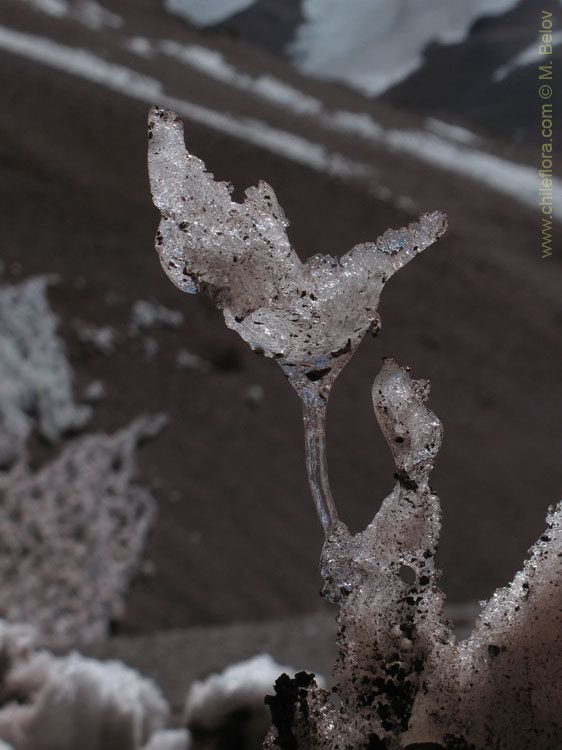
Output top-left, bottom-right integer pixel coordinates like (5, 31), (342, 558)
(1, 1), (561, 637)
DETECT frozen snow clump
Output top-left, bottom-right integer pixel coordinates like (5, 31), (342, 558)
(0, 276), (91, 468)
(0, 618), (185, 750)
(0, 415), (166, 645)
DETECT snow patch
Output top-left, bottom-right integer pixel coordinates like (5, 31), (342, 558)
(15, 0), (123, 29)
(83, 380), (106, 403)
(131, 299), (184, 331)
(0, 26), (369, 182)
(0, 619), (177, 750)
(425, 117), (480, 145)
(159, 41), (322, 116)
(76, 321), (116, 354)
(127, 36), (155, 58)
(176, 349), (210, 372)
(156, 41), (386, 149)
(291, 0), (520, 96)
(384, 128), (562, 220)
(0, 26), (554, 216)
(0, 276), (91, 469)
(143, 730), (192, 750)
(163, 0), (255, 27)
(494, 30), (562, 82)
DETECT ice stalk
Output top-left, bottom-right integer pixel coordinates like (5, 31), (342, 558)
(300, 389), (338, 534)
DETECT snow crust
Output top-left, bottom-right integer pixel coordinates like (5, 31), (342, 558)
(15, 0), (123, 29)
(130, 299), (184, 331)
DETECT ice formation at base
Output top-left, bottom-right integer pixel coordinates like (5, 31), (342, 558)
(0, 619), (190, 750)
(263, 360), (562, 750)
(0, 416), (166, 645)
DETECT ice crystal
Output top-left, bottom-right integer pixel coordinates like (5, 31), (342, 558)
(0, 416), (165, 645)
(148, 107), (446, 531)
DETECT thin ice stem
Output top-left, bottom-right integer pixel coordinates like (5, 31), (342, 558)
(301, 392), (339, 535)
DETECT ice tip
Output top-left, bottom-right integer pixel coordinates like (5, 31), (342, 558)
(148, 107), (184, 133)
(423, 209), (448, 238)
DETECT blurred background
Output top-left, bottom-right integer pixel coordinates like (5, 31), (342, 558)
(0, 0), (561, 742)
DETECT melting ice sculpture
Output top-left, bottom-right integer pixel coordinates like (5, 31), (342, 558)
(148, 108), (561, 746)
(147, 107), (447, 533)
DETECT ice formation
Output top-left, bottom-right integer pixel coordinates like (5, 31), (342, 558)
(148, 110), (561, 747)
(0, 277), (91, 469)
(262, 360), (562, 749)
(148, 107), (446, 530)
(0, 415), (166, 645)
(0, 619), (190, 750)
